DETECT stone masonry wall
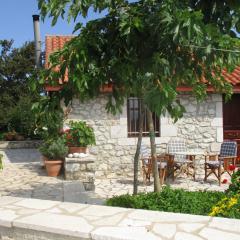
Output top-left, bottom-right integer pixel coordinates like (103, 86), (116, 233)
(67, 93), (223, 179)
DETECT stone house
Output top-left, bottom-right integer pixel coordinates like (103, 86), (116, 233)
(45, 35), (240, 179)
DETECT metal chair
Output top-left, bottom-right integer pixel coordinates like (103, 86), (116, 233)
(204, 141), (237, 185)
(167, 139), (194, 181)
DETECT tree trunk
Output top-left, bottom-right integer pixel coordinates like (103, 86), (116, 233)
(133, 100), (145, 195)
(146, 108), (161, 192)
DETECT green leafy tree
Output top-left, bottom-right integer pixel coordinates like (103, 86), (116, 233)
(37, 0), (240, 192)
(0, 40), (40, 137)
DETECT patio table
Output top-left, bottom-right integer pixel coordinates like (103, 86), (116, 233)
(174, 151), (205, 180)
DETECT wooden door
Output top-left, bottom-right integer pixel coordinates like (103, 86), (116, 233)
(223, 94), (240, 164)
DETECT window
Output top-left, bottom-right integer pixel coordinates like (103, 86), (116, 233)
(127, 97), (160, 137)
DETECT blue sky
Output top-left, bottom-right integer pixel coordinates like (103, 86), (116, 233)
(0, 0), (105, 48)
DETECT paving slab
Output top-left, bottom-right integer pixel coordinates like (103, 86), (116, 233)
(0, 148), (233, 206)
(0, 197), (239, 240)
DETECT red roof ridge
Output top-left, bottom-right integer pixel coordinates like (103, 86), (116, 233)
(45, 34), (76, 37)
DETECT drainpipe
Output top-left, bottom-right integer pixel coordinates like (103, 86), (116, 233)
(32, 15), (41, 68)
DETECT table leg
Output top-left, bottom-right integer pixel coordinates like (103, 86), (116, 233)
(192, 155), (196, 181)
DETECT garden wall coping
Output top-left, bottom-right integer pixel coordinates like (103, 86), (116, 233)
(0, 140), (42, 149)
(0, 196), (240, 240)
(65, 156), (95, 164)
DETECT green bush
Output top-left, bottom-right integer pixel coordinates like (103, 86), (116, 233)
(64, 121), (95, 147)
(227, 169), (240, 195)
(39, 137), (68, 160)
(209, 169), (240, 219)
(106, 186), (225, 216)
(0, 132), (4, 140)
(209, 194), (240, 219)
(8, 97), (38, 138)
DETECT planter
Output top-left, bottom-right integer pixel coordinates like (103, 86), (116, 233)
(4, 133), (16, 141)
(45, 159), (63, 177)
(15, 134), (25, 141)
(100, 83), (113, 93)
(68, 146), (87, 154)
(45, 84), (63, 92)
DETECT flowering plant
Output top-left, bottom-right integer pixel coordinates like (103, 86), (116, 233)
(63, 121), (95, 147)
(209, 194), (240, 218)
(227, 169), (240, 195)
(222, 179), (228, 184)
(229, 164), (236, 171)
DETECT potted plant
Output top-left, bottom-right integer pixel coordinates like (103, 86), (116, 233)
(64, 121), (96, 154)
(4, 131), (17, 141)
(39, 137), (68, 177)
(100, 82), (113, 93)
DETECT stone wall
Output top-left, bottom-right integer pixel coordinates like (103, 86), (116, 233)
(64, 156), (96, 190)
(67, 93), (223, 179)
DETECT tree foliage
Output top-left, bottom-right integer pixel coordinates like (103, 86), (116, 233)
(37, 0), (240, 119)
(0, 40), (40, 137)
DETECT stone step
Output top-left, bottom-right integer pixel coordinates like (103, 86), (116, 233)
(63, 181), (103, 205)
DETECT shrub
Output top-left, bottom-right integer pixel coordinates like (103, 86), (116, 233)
(39, 137), (68, 160)
(106, 187), (225, 216)
(8, 97), (37, 138)
(64, 121), (95, 147)
(227, 169), (240, 195)
(209, 169), (240, 219)
(209, 194), (240, 219)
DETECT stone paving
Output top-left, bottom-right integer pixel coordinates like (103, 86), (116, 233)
(0, 196), (240, 240)
(0, 149), (232, 204)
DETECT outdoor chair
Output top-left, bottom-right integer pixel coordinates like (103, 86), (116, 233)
(204, 141), (237, 185)
(140, 146), (167, 184)
(167, 139), (194, 181)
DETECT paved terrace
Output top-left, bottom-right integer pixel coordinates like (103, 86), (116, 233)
(0, 149), (231, 204)
(0, 196), (240, 240)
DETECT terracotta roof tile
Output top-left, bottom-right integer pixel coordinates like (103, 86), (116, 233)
(45, 35), (74, 69)
(45, 35), (74, 85)
(45, 35), (240, 89)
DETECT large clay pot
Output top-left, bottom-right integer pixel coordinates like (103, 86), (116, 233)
(4, 133), (15, 141)
(68, 146), (87, 154)
(45, 159), (63, 177)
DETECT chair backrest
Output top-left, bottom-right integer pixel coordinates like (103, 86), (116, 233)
(140, 145), (150, 158)
(220, 141), (237, 157)
(168, 139), (187, 153)
(168, 139), (187, 162)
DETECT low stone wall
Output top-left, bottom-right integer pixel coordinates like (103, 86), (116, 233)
(64, 156), (96, 191)
(0, 196), (240, 240)
(0, 140), (42, 149)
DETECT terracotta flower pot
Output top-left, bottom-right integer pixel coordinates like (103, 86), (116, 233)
(100, 83), (113, 93)
(15, 134), (25, 141)
(45, 159), (63, 177)
(4, 133), (15, 141)
(68, 146), (87, 154)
